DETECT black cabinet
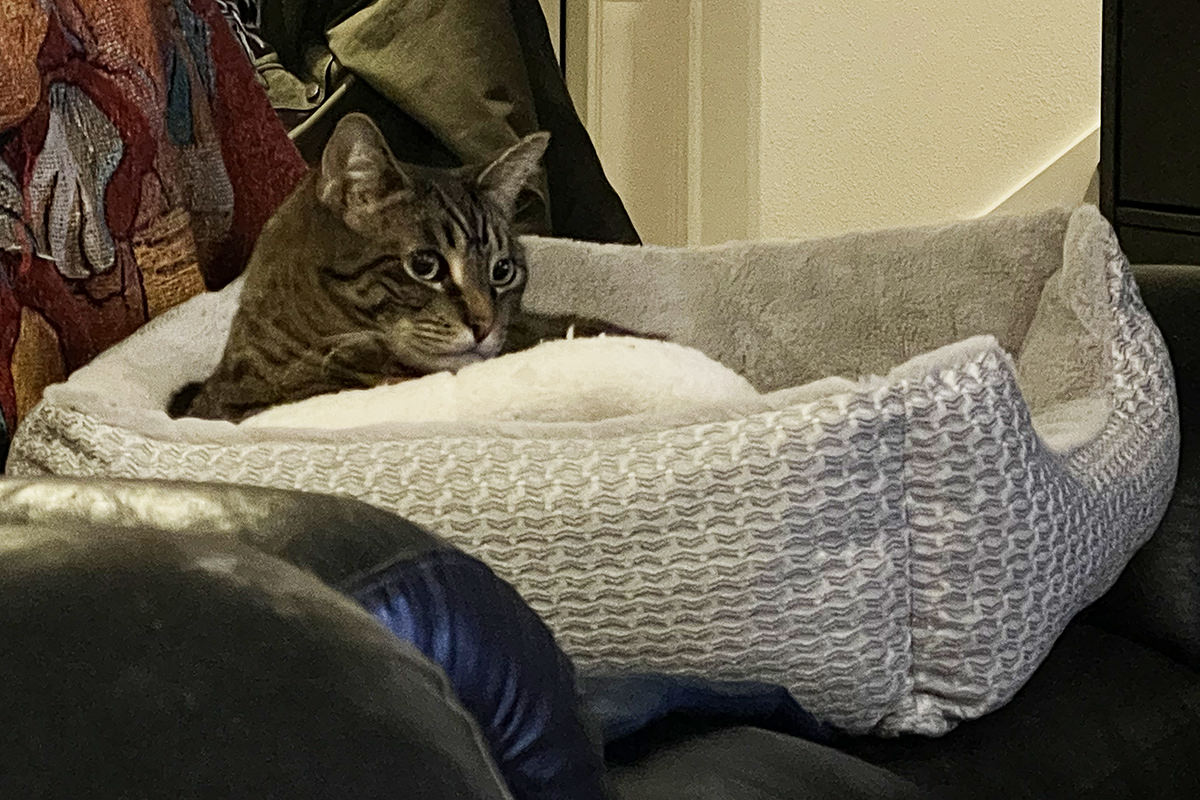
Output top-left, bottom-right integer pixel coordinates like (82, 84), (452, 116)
(1102, 0), (1200, 263)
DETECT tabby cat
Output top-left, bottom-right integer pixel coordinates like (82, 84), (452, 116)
(172, 113), (622, 422)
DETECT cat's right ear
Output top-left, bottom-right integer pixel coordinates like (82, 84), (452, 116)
(317, 113), (411, 230)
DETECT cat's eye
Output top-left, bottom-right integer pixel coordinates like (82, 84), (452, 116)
(406, 250), (448, 282)
(490, 257), (519, 288)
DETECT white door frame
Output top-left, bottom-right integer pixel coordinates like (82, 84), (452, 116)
(560, 1), (760, 246)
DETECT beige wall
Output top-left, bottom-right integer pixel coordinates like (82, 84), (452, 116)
(577, 1), (1102, 245)
(756, 0), (1101, 239)
(538, 0), (561, 61)
(571, 1), (693, 246)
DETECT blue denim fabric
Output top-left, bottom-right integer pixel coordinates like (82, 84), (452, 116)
(345, 550), (609, 800)
(579, 672), (832, 745)
(344, 546), (830, 799)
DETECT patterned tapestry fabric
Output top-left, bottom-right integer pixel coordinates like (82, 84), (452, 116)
(5, 207), (1179, 736)
(0, 0), (306, 449)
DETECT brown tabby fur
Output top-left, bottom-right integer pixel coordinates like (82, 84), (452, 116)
(173, 114), (624, 422)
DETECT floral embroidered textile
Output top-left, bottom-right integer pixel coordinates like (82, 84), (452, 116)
(0, 0), (306, 441)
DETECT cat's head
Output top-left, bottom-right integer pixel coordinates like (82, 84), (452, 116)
(313, 113), (549, 374)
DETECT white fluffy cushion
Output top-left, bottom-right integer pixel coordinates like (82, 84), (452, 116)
(243, 337), (761, 429)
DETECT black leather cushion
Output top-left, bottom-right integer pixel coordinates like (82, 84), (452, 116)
(0, 477), (611, 800)
(608, 725), (924, 800)
(0, 521), (513, 799)
(837, 622), (1200, 799)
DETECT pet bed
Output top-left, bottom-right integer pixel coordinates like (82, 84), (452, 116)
(7, 206), (1178, 736)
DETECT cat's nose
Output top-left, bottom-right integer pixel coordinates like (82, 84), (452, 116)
(460, 287), (494, 343)
(470, 319), (494, 343)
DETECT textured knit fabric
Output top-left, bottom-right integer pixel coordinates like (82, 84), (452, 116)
(6, 207), (1179, 736)
(1085, 264), (1200, 670)
(0, 0), (306, 438)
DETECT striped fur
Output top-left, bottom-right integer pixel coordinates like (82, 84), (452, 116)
(176, 115), (550, 421)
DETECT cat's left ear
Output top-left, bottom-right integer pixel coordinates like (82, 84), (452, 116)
(476, 132), (550, 215)
(317, 113), (413, 230)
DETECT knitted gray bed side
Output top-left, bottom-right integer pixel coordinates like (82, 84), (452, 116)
(882, 238), (1177, 734)
(7, 212), (1178, 736)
